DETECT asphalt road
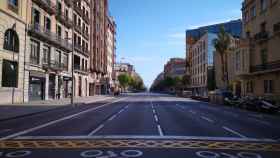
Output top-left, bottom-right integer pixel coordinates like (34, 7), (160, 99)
(0, 93), (280, 158)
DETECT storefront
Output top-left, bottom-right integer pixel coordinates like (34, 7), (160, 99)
(29, 71), (45, 101)
(63, 76), (72, 98)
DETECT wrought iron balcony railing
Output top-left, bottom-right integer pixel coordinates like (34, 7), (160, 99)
(254, 31), (269, 43)
(32, 0), (56, 14)
(56, 10), (73, 28)
(250, 60), (280, 73)
(28, 23), (72, 52)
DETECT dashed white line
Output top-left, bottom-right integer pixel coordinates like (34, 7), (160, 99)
(201, 116), (214, 123)
(157, 125), (164, 136)
(0, 98), (126, 141)
(108, 115), (117, 121)
(152, 109), (156, 114)
(88, 124), (105, 136)
(189, 110), (197, 114)
(223, 126), (247, 138)
(154, 115), (159, 122)
(249, 118), (271, 126)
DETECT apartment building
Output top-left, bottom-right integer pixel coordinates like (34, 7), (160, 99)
(189, 32), (217, 97)
(26, 0), (74, 101)
(164, 58), (186, 78)
(89, 0), (108, 95)
(105, 15), (116, 93)
(72, 0), (90, 97)
(0, 0), (28, 104)
(241, 0), (280, 100)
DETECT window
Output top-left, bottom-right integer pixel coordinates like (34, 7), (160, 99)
(250, 5), (256, 18)
(61, 53), (68, 70)
(260, 0), (267, 12)
(42, 45), (50, 64)
(264, 80), (273, 93)
(30, 40), (40, 65)
(9, 0), (18, 6)
(260, 49), (268, 65)
(32, 8), (40, 25)
(246, 80), (253, 93)
(3, 29), (19, 52)
(56, 25), (62, 38)
(2, 60), (18, 88)
(65, 31), (69, 40)
(44, 16), (51, 32)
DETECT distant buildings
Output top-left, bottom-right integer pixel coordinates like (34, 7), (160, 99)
(164, 58), (186, 78)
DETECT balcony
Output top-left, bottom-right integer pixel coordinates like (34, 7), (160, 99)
(82, 30), (89, 39)
(254, 31), (269, 43)
(8, 1), (19, 13)
(250, 60), (280, 74)
(56, 10), (73, 28)
(83, 14), (90, 24)
(74, 64), (88, 74)
(274, 22), (280, 36)
(32, 0), (56, 14)
(74, 44), (83, 53)
(28, 24), (72, 52)
(43, 59), (68, 71)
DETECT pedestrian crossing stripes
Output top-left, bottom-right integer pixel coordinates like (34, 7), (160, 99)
(1, 139), (280, 151)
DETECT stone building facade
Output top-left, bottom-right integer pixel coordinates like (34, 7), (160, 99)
(241, 0), (280, 100)
(0, 0), (28, 104)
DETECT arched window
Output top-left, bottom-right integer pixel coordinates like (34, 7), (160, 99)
(3, 29), (19, 53)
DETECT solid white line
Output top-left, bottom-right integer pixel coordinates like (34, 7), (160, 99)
(249, 118), (271, 126)
(157, 125), (164, 136)
(0, 98), (127, 141)
(201, 116), (214, 123)
(108, 115), (117, 121)
(189, 110), (197, 114)
(16, 135), (276, 142)
(88, 124), (105, 136)
(154, 115), (159, 122)
(223, 126), (247, 138)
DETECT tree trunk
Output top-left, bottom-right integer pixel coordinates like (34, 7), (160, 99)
(224, 52), (229, 90)
(220, 52), (225, 84)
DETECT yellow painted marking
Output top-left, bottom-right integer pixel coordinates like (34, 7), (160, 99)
(0, 140), (280, 151)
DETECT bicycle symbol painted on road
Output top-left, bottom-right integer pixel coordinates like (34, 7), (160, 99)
(80, 149), (143, 158)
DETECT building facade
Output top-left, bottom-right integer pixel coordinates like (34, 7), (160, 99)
(26, 0), (73, 101)
(73, 0), (90, 97)
(241, 0), (280, 100)
(164, 58), (186, 78)
(105, 16), (116, 94)
(0, 0), (28, 104)
(89, 0), (108, 95)
(189, 32), (217, 97)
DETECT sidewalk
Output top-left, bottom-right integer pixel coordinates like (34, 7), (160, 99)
(0, 95), (115, 121)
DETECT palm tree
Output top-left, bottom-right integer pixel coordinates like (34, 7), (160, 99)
(213, 26), (231, 90)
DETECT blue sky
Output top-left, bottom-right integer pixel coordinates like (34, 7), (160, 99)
(109, 0), (242, 87)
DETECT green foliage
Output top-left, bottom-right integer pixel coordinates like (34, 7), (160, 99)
(118, 74), (131, 89)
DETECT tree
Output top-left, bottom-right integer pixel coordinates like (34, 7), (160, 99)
(118, 74), (131, 90)
(212, 26), (231, 90)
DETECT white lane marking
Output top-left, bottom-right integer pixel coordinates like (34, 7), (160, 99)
(154, 115), (159, 122)
(0, 98), (127, 141)
(249, 118), (271, 126)
(189, 110), (197, 114)
(201, 116), (214, 123)
(88, 124), (105, 136)
(152, 109), (156, 114)
(125, 105), (129, 109)
(223, 126), (247, 138)
(0, 129), (12, 134)
(16, 135), (276, 142)
(157, 125), (164, 136)
(108, 115), (117, 121)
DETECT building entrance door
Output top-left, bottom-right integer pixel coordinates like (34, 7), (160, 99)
(49, 74), (56, 99)
(29, 76), (45, 101)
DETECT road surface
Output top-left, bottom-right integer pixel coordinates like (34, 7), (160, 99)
(0, 93), (280, 158)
